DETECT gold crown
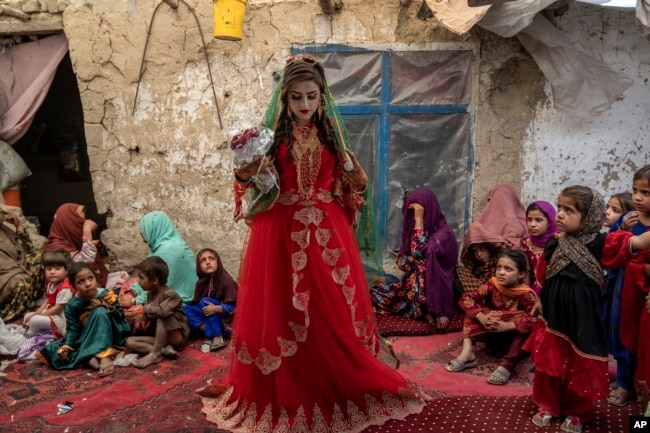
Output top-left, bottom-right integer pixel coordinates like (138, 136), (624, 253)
(285, 54), (320, 67)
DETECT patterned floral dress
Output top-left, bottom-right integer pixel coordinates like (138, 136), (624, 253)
(371, 229), (428, 319)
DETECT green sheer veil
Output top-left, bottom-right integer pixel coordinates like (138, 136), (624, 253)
(261, 55), (384, 285)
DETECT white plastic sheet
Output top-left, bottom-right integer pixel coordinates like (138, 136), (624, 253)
(517, 14), (632, 117)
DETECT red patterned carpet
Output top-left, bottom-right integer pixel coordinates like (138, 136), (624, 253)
(0, 330), (642, 432)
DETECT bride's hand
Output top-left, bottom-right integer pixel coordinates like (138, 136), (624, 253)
(235, 156), (275, 182)
(341, 150), (367, 192)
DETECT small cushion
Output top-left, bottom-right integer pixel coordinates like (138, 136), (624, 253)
(0, 140), (31, 191)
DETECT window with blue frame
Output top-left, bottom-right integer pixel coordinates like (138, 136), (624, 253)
(293, 45), (474, 264)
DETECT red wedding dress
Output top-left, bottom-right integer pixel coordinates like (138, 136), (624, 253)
(199, 134), (426, 432)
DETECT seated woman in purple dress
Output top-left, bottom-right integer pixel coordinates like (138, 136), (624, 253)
(370, 188), (458, 330)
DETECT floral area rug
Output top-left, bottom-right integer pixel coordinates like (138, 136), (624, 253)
(376, 311), (464, 337)
(390, 332), (535, 391)
(0, 338), (229, 432)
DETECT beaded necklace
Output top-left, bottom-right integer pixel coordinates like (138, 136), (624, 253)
(292, 124), (322, 199)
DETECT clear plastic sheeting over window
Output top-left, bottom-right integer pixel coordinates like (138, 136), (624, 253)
(314, 51), (383, 105)
(305, 48), (473, 263)
(346, 116), (378, 202)
(387, 113), (470, 253)
(391, 51), (473, 105)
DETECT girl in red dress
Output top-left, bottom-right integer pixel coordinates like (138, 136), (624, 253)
(197, 54), (428, 432)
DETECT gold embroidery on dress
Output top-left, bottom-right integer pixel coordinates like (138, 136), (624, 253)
(364, 394), (384, 419)
(277, 337), (298, 357)
(311, 406), (327, 433)
(291, 228), (310, 249)
(256, 404), (273, 433)
(342, 285), (355, 304)
(315, 228), (332, 246)
(294, 207), (325, 226)
(316, 189), (333, 203)
(242, 403), (258, 430)
(292, 272), (303, 290)
(290, 322), (308, 342)
(278, 191), (301, 205)
(292, 125), (322, 199)
(237, 342), (253, 364)
(382, 391), (402, 415)
(293, 406), (309, 432)
(347, 400), (369, 428)
(292, 251), (308, 271)
(200, 385), (427, 433)
(292, 291), (310, 312)
(331, 404), (351, 431)
(256, 348), (281, 375)
(353, 317), (369, 339)
(322, 247), (343, 266)
(331, 266), (350, 285)
(275, 408), (291, 433)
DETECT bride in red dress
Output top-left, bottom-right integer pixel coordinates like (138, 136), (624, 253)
(197, 54), (428, 432)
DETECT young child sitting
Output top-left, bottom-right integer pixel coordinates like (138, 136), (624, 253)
(183, 248), (237, 353)
(446, 249), (537, 386)
(126, 256), (190, 368)
(36, 262), (131, 377)
(23, 249), (74, 339)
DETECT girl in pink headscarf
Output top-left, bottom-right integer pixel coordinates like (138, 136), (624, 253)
(521, 201), (558, 294)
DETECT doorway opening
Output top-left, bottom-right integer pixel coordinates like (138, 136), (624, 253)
(12, 44), (105, 237)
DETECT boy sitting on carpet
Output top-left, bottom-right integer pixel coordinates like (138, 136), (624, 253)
(126, 256), (190, 368)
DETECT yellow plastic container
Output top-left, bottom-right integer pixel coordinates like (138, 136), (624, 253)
(213, 0), (247, 41)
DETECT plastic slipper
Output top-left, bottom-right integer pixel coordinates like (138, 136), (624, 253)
(532, 410), (553, 428)
(487, 366), (511, 385)
(607, 387), (631, 407)
(560, 416), (583, 433)
(201, 338), (212, 353)
(444, 358), (477, 372)
(211, 340), (228, 352)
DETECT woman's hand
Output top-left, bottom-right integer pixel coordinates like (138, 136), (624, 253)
(235, 156), (275, 183)
(341, 150), (367, 192)
(409, 203), (425, 229)
(83, 219), (97, 240)
(1, 209), (24, 233)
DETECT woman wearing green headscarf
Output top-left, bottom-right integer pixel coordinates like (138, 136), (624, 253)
(129, 211), (197, 305)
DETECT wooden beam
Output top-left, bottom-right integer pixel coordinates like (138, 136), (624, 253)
(0, 18), (63, 36)
(0, 5), (30, 20)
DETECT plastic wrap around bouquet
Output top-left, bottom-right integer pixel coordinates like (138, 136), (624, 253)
(231, 126), (280, 221)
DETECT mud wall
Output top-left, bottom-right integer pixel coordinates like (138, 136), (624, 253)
(57, 0), (537, 274)
(9, 1), (644, 274)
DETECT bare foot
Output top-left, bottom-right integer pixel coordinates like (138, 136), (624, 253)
(436, 315), (449, 330)
(98, 358), (114, 377)
(161, 345), (179, 359)
(88, 357), (100, 370)
(134, 352), (163, 369)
